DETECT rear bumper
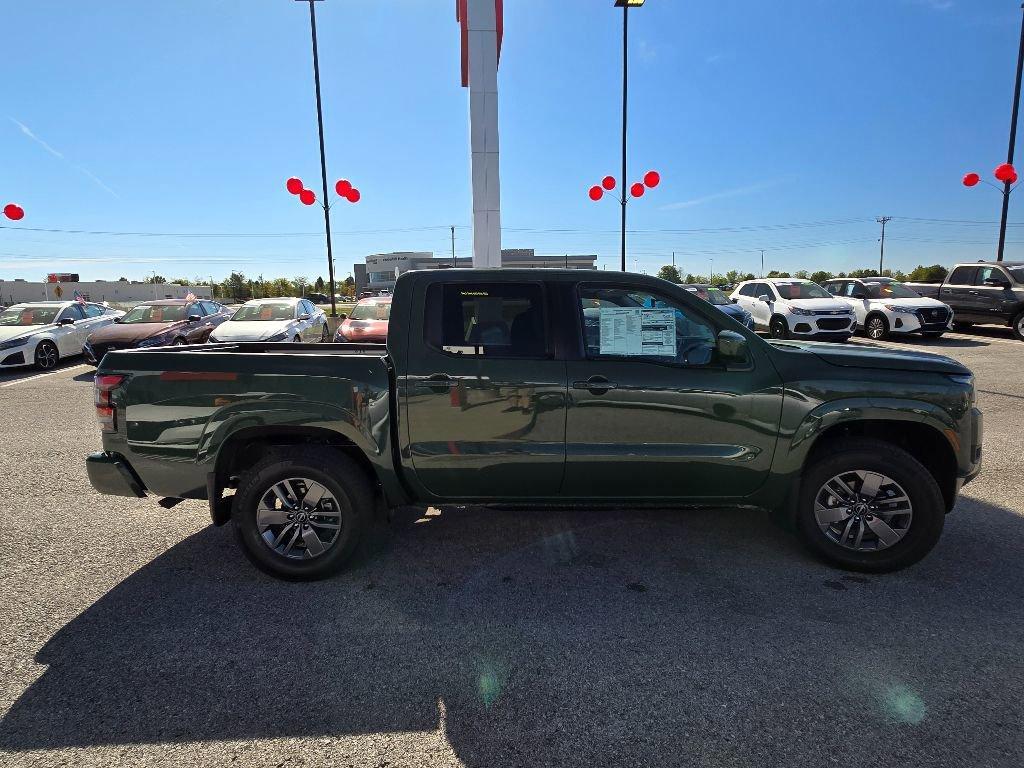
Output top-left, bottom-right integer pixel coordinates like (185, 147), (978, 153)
(86, 451), (147, 498)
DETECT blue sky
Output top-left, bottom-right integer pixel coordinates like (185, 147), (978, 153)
(2, 0), (1024, 282)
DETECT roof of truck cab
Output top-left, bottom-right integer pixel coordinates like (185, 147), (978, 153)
(398, 268), (671, 283)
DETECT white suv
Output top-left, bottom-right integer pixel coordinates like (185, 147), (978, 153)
(731, 279), (856, 340)
(821, 277), (953, 340)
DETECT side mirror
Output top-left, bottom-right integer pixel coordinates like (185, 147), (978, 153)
(59, 317), (76, 326)
(717, 330), (749, 366)
(730, 297), (738, 304)
(297, 313), (311, 321)
(339, 313), (348, 320)
(984, 277), (1009, 287)
(187, 314), (202, 323)
(758, 294), (772, 303)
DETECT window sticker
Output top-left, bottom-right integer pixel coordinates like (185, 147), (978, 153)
(598, 307), (676, 357)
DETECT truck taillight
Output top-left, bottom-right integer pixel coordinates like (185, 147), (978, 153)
(95, 374), (126, 432)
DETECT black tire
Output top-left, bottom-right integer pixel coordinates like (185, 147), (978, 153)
(172, 338), (187, 346)
(922, 332), (945, 339)
(769, 315), (789, 339)
(232, 447), (373, 580)
(293, 335), (302, 343)
(34, 340), (59, 370)
(1012, 310), (1024, 342)
(320, 324), (330, 343)
(952, 321), (973, 332)
(864, 313), (889, 341)
(796, 437), (945, 573)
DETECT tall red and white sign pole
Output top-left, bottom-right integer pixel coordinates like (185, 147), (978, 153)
(457, 0), (503, 268)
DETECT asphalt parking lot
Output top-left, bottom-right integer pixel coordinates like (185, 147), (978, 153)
(1, 329), (1022, 768)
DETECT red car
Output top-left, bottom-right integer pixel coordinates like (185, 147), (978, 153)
(334, 296), (391, 343)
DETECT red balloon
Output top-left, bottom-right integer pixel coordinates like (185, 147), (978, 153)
(286, 177), (303, 195)
(299, 189), (316, 205)
(3, 203), (24, 221)
(995, 163), (1016, 183)
(601, 176), (616, 191)
(631, 182), (645, 198)
(336, 179), (352, 197)
(962, 172), (980, 187)
(346, 188), (361, 203)
(643, 170), (660, 188)
(589, 185), (604, 201)
(1010, 170), (1020, 185)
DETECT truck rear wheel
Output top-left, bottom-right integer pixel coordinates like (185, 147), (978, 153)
(1013, 310), (1024, 341)
(231, 447), (373, 580)
(796, 438), (945, 573)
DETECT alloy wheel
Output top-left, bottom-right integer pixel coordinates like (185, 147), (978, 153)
(35, 341), (58, 369)
(813, 470), (913, 552)
(866, 317), (887, 339)
(256, 477), (342, 560)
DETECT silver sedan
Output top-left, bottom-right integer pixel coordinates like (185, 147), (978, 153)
(207, 298), (329, 343)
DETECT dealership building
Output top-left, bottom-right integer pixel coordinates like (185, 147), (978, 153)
(353, 249), (598, 294)
(0, 279), (212, 306)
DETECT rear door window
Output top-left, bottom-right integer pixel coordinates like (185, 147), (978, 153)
(948, 266), (977, 285)
(428, 282), (548, 358)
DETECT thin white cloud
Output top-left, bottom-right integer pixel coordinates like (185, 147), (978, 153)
(8, 116), (119, 198)
(705, 52), (727, 65)
(8, 117), (63, 158)
(660, 179), (787, 211)
(75, 165), (120, 199)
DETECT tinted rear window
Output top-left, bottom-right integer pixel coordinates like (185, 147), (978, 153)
(427, 283), (547, 358)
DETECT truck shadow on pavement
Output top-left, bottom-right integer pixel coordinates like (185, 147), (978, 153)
(2, 499), (1023, 766)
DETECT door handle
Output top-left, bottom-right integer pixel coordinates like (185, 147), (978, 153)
(423, 374), (457, 391)
(572, 376), (617, 393)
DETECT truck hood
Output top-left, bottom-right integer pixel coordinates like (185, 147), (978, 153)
(770, 340), (970, 375)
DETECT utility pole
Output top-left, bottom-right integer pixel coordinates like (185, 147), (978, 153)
(876, 216), (892, 275)
(760, 249), (765, 278)
(998, 3), (1024, 261)
(451, 225), (456, 266)
(672, 251), (675, 267)
(297, 0), (338, 317)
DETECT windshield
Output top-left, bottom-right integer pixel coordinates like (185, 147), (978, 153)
(1009, 267), (1024, 283)
(864, 282), (921, 299)
(231, 303), (294, 321)
(774, 282), (832, 300)
(705, 288), (731, 305)
(0, 307), (60, 326)
(120, 305), (188, 323)
(349, 301), (392, 320)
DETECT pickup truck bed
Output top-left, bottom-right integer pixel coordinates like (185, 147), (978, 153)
(87, 269), (983, 579)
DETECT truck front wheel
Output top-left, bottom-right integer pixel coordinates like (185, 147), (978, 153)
(796, 438), (945, 573)
(231, 447), (373, 580)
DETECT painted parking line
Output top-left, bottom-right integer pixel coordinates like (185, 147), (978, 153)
(0, 363), (89, 388)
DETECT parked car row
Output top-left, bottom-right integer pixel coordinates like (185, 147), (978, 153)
(1, 300), (124, 370)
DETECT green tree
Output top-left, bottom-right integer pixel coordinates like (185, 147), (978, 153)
(657, 265), (682, 283)
(145, 275), (167, 284)
(226, 272), (248, 301)
(314, 276), (326, 292)
(809, 270), (834, 285)
(793, 270), (809, 279)
(295, 276), (310, 297)
(907, 264), (947, 282)
(766, 270), (791, 278)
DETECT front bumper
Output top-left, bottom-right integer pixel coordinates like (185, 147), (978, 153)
(788, 315), (857, 337)
(86, 451), (147, 498)
(960, 406), (984, 488)
(0, 340), (33, 368)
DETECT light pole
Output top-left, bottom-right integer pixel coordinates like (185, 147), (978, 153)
(587, 169), (661, 271)
(614, 0), (645, 271)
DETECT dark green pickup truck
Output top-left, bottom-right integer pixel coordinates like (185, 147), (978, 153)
(87, 269), (983, 579)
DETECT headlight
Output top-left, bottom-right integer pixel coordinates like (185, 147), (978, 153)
(0, 336), (31, 351)
(789, 308), (816, 316)
(136, 336), (170, 347)
(883, 304), (918, 314)
(265, 331), (289, 342)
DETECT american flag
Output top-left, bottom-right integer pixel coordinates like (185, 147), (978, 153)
(185, 292), (197, 302)
(73, 289), (85, 304)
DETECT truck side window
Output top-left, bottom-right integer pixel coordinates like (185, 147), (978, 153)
(948, 266), (977, 285)
(429, 282), (547, 358)
(578, 286), (717, 367)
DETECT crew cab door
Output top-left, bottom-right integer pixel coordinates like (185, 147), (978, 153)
(402, 279), (567, 499)
(562, 282), (782, 500)
(939, 265), (977, 319)
(971, 265), (1015, 323)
